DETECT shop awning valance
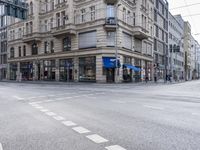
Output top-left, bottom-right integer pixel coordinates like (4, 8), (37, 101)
(103, 57), (121, 68)
(123, 64), (141, 72)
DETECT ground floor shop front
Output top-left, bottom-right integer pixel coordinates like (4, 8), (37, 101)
(8, 55), (153, 83)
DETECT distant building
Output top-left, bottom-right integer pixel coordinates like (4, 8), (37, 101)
(168, 13), (184, 81)
(184, 21), (192, 81)
(153, 0), (169, 81)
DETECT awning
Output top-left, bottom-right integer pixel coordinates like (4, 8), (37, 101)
(103, 57), (121, 68)
(123, 64), (141, 72)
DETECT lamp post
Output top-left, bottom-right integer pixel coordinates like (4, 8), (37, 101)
(115, 2), (121, 83)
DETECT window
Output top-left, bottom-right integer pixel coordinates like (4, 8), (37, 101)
(10, 47), (14, 58)
(63, 37), (71, 51)
(123, 32), (132, 50)
(81, 9), (86, 23)
(23, 45), (26, 56)
(32, 43), (38, 55)
(44, 41), (48, 53)
(133, 13), (136, 26)
(107, 5), (115, 18)
(90, 6), (95, 21)
(79, 31), (96, 49)
(123, 8), (126, 22)
(107, 32), (115, 47)
(61, 11), (66, 26)
(30, 2), (33, 15)
(18, 46), (21, 57)
(50, 41), (54, 53)
(56, 13), (60, 27)
(30, 22), (33, 33)
(50, 18), (54, 29)
(44, 20), (48, 32)
(18, 28), (22, 38)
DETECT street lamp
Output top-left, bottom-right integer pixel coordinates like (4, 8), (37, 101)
(115, 2), (121, 83)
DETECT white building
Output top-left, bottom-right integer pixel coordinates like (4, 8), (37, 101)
(168, 13), (184, 81)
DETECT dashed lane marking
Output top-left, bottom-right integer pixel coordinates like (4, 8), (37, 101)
(72, 126), (91, 134)
(45, 112), (56, 116)
(0, 143), (3, 150)
(53, 116), (65, 121)
(143, 105), (164, 110)
(192, 113), (200, 116)
(40, 109), (49, 112)
(34, 106), (44, 109)
(105, 145), (127, 150)
(13, 96), (24, 100)
(62, 121), (77, 127)
(86, 134), (108, 144)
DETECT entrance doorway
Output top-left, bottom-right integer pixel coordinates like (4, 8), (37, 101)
(106, 68), (115, 83)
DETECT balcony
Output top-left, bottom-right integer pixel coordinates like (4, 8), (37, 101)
(23, 32), (42, 43)
(133, 26), (149, 40)
(51, 24), (76, 37)
(104, 17), (117, 30)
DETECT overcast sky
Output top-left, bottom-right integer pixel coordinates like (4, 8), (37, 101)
(169, 0), (200, 43)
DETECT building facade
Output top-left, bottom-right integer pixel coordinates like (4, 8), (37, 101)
(168, 13), (184, 81)
(153, 0), (169, 81)
(7, 0), (154, 83)
(183, 21), (192, 81)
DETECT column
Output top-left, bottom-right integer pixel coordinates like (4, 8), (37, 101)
(55, 59), (59, 81)
(74, 57), (79, 82)
(96, 55), (104, 83)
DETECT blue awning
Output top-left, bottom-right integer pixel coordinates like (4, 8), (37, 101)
(103, 57), (121, 68)
(123, 64), (141, 72)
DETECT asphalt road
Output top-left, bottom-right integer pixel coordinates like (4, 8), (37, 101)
(0, 81), (200, 150)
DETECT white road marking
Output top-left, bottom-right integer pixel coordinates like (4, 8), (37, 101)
(62, 121), (77, 126)
(45, 112), (56, 116)
(34, 106), (43, 109)
(72, 126), (91, 134)
(192, 113), (200, 116)
(53, 116), (65, 121)
(143, 105), (164, 110)
(13, 96), (24, 100)
(86, 134), (108, 143)
(105, 145), (127, 150)
(40, 109), (49, 112)
(0, 143), (3, 150)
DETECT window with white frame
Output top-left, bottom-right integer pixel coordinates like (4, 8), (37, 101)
(79, 31), (97, 49)
(90, 6), (95, 21)
(81, 9), (86, 23)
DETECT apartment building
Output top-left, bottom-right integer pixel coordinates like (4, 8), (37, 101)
(168, 13), (184, 81)
(153, 0), (168, 81)
(7, 0), (154, 83)
(0, 2), (22, 80)
(184, 21), (192, 81)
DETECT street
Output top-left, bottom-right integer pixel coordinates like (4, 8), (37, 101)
(0, 81), (200, 150)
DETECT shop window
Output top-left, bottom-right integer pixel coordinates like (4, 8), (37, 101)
(43, 60), (56, 80)
(79, 57), (96, 82)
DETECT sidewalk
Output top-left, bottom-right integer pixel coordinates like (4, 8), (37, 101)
(0, 79), (187, 86)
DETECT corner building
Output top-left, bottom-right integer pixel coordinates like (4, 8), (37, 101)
(7, 0), (154, 83)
